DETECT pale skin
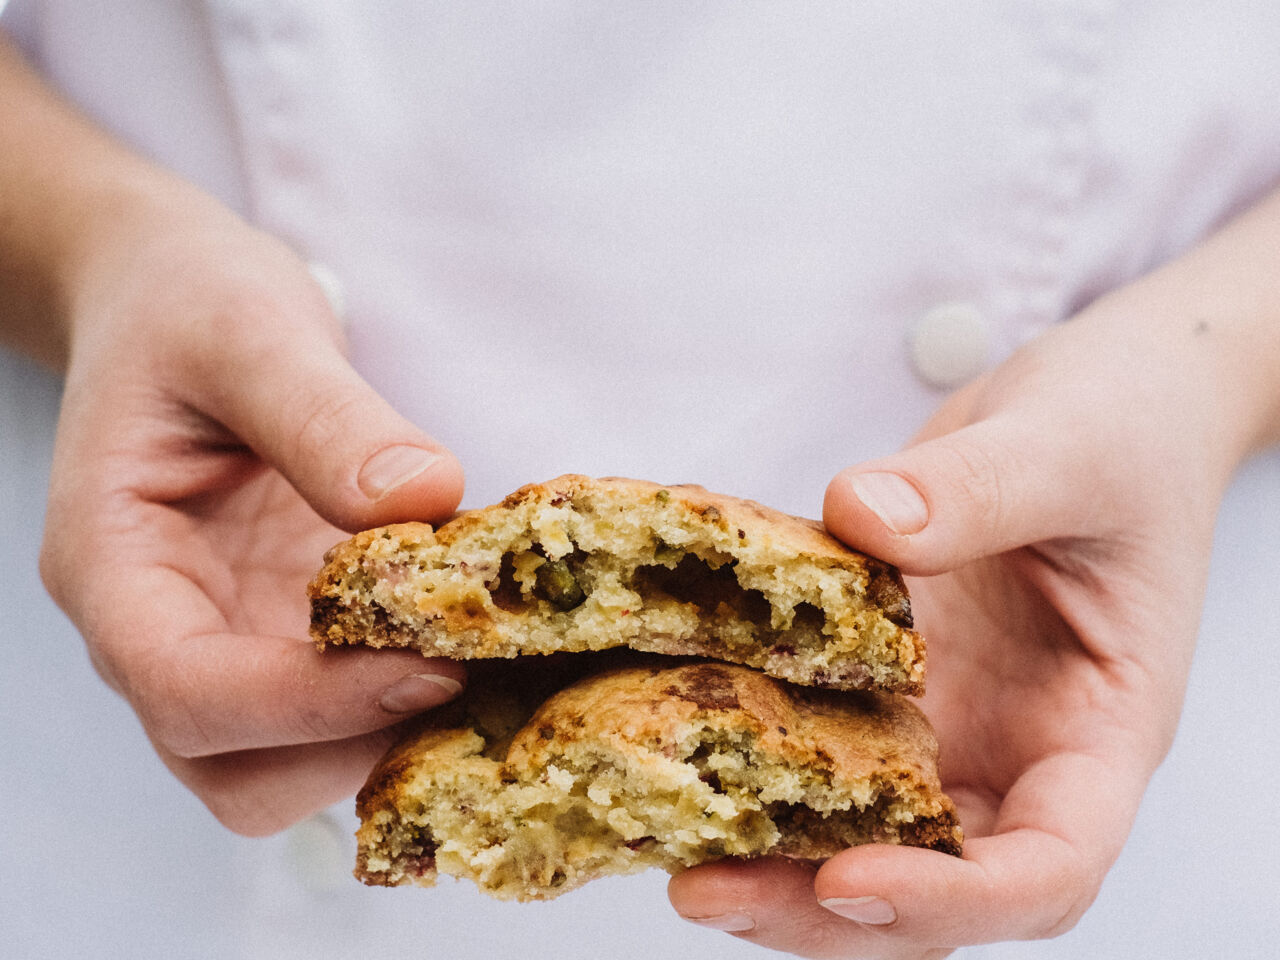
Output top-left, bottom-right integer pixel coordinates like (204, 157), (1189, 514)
(4, 33), (1280, 958)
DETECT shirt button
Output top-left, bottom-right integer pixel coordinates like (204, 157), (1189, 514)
(908, 301), (993, 389)
(284, 811), (350, 895)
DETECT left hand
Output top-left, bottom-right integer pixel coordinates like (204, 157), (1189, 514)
(666, 223), (1279, 956)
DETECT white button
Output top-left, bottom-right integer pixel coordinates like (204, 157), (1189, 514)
(307, 261), (348, 328)
(284, 811), (350, 895)
(908, 301), (993, 389)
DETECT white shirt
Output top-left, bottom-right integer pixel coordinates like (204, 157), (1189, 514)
(2, 2), (1279, 958)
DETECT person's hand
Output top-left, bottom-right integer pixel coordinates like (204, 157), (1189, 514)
(0, 34), (465, 834)
(667, 200), (1280, 955)
(37, 183), (467, 835)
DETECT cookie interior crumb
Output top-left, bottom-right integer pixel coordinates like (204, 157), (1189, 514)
(356, 660), (961, 901)
(312, 476), (925, 693)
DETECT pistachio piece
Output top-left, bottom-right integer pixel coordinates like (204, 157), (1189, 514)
(535, 558), (585, 611)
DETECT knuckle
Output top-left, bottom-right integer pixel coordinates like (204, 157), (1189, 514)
(197, 266), (325, 347)
(800, 920), (874, 959)
(141, 708), (219, 760)
(288, 703), (350, 745)
(930, 427), (1044, 551)
(184, 289), (282, 376)
(285, 387), (368, 468)
(129, 660), (222, 760)
(187, 281), (342, 406)
(941, 433), (1009, 521)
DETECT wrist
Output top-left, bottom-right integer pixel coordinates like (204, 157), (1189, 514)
(0, 34), (236, 371)
(1073, 186), (1280, 477)
(57, 170), (237, 339)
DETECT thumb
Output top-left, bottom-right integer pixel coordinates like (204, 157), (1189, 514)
(190, 277), (464, 532)
(823, 416), (1089, 576)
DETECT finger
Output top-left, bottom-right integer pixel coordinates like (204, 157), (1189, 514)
(669, 859), (951, 960)
(155, 727), (400, 836)
(134, 634), (465, 759)
(671, 750), (1143, 955)
(823, 416), (1101, 576)
(813, 750), (1144, 948)
(814, 838), (1086, 948)
(81, 560), (464, 758)
(181, 265), (464, 531)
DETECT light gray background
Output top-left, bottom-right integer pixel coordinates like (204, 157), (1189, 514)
(3, 346), (1278, 959)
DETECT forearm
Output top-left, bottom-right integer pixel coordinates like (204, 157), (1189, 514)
(0, 32), (212, 370)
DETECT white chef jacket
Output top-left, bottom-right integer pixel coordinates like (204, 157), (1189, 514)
(2, 2), (1279, 958)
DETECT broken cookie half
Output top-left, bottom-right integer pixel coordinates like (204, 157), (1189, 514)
(356, 660), (962, 901)
(310, 475), (925, 694)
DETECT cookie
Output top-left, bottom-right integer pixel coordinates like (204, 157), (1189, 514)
(310, 475), (924, 693)
(355, 659), (962, 901)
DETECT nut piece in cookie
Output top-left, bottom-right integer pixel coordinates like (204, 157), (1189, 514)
(354, 660), (962, 901)
(309, 475), (925, 694)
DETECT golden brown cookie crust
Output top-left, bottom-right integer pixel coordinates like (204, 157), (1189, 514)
(355, 659), (962, 900)
(310, 475), (925, 693)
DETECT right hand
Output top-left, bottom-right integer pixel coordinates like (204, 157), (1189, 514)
(38, 182), (468, 835)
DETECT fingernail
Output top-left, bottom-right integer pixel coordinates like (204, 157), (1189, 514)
(847, 472), (928, 536)
(358, 445), (441, 501)
(681, 912), (755, 932)
(820, 895), (897, 926)
(379, 674), (463, 713)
